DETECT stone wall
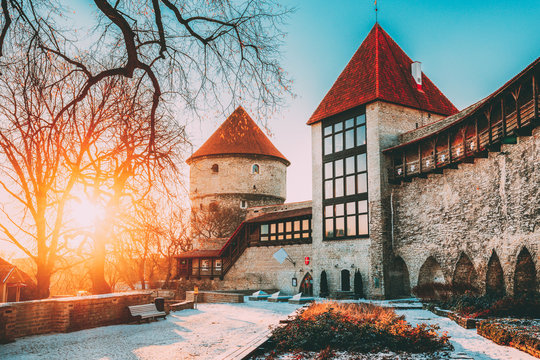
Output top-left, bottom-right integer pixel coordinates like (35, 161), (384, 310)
(221, 243), (313, 295)
(185, 291), (244, 303)
(392, 126), (540, 295)
(189, 155), (287, 210)
(0, 292), (152, 343)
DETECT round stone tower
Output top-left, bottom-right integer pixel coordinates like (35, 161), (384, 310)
(187, 106), (290, 213)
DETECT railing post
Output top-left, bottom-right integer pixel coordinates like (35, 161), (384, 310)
(487, 110), (493, 146)
(501, 97), (507, 137)
(533, 75), (538, 120)
(418, 142), (422, 174)
(462, 127), (466, 157)
(513, 86), (521, 130)
(402, 150), (407, 177)
(433, 137), (438, 166)
(447, 132), (453, 163)
(475, 117), (480, 151)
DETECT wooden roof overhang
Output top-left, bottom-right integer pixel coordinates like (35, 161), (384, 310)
(383, 57), (539, 183)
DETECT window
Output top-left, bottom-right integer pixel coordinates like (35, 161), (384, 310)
(258, 217), (311, 242)
(240, 200), (247, 209)
(323, 110), (369, 240)
(251, 164), (260, 174)
(211, 164), (219, 173)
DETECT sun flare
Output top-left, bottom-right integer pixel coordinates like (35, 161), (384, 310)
(70, 197), (105, 229)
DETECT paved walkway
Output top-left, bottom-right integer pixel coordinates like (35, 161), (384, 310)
(1, 298), (535, 360)
(395, 306), (536, 360)
(0, 300), (301, 360)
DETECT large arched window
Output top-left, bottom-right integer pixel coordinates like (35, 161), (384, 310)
(251, 164), (260, 174)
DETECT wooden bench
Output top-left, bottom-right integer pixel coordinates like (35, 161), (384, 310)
(128, 303), (167, 323)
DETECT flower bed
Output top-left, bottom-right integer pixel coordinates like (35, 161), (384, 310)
(477, 319), (540, 358)
(260, 302), (451, 358)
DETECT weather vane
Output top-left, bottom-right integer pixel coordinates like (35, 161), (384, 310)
(375, 0), (378, 23)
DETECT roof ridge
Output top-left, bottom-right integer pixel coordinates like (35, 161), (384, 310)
(375, 24), (380, 97)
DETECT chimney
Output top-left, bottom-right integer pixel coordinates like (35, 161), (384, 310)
(411, 61), (422, 91)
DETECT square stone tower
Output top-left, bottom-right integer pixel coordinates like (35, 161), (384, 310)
(307, 24), (457, 298)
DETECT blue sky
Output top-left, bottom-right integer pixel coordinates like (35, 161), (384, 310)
(262, 0), (540, 202)
(67, 0), (540, 203)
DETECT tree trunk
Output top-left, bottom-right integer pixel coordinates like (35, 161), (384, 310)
(35, 264), (51, 299)
(91, 230), (111, 294)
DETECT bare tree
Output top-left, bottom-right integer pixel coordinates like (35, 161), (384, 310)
(0, 0), (293, 150)
(190, 202), (244, 240)
(0, 53), (105, 298)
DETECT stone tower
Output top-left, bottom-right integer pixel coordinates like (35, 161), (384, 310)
(308, 23), (457, 298)
(187, 106), (290, 216)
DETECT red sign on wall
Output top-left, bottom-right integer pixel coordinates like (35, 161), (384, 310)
(304, 257), (310, 265)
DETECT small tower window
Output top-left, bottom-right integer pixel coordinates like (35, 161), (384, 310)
(211, 164), (219, 173)
(251, 164), (260, 174)
(240, 200), (247, 209)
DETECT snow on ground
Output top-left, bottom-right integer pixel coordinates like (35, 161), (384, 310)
(0, 299), (301, 360)
(395, 307), (536, 360)
(1, 298), (536, 360)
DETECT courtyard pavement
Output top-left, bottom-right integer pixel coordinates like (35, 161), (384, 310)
(0, 298), (535, 359)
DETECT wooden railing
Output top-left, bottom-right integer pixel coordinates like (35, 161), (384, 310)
(391, 95), (538, 181)
(220, 225), (250, 276)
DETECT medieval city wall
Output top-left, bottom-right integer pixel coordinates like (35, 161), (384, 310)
(189, 155), (287, 209)
(392, 126), (540, 295)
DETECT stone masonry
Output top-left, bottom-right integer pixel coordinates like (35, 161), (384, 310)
(392, 126), (540, 295)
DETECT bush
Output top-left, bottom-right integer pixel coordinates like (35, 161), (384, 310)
(478, 320), (540, 356)
(269, 302), (451, 354)
(437, 293), (540, 318)
(412, 282), (453, 301)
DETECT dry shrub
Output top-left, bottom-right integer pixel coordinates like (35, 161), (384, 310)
(301, 301), (397, 326)
(270, 301), (451, 354)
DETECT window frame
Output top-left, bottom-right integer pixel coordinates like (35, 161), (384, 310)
(257, 216), (312, 244)
(322, 107), (369, 241)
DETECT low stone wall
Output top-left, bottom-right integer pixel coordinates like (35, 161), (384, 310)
(185, 291), (244, 303)
(0, 292), (152, 343)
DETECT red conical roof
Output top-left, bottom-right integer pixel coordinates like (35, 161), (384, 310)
(308, 24), (458, 125)
(187, 106), (289, 165)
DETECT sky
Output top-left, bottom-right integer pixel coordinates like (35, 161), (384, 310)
(0, 1), (539, 259)
(187, 0), (540, 203)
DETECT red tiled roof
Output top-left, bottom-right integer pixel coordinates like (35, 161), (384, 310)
(308, 24), (458, 125)
(245, 207), (312, 224)
(187, 106), (290, 165)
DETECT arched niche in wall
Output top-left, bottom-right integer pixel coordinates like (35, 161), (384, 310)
(486, 251), (505, 297)
(452, 253), (478, 295)
(341, 269), (350, 292)
(416, 256), (448, 301)
(388, 256), (411, 298)
(514, 247), (537, 297)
